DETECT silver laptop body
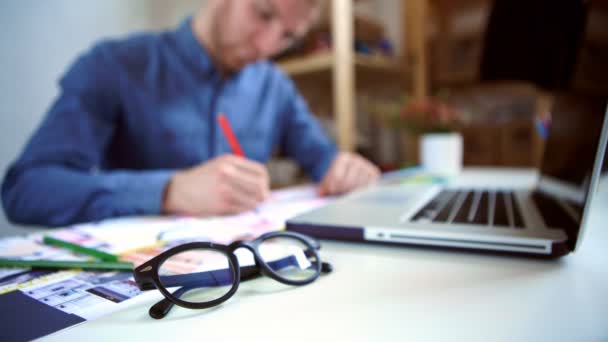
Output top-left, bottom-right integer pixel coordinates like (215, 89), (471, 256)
(287, 95), (608, 258)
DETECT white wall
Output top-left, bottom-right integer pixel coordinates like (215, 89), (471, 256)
(0, 0), (203, 236)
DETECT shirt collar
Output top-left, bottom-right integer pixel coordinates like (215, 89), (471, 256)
(173, 16), (218, 78)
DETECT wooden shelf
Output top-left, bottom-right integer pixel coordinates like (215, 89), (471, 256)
(355, 54), (405, 72)
(277, 52), (404, 76)
(273, 0), (418, 152)
(277, 52), (333, 75)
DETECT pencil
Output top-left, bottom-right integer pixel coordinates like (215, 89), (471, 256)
(43, 236), (120, 262)
(0, 258), (134, 271)
(217, 112), (265, 213)
(217, 113), (245, 157)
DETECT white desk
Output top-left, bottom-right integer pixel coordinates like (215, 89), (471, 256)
(43, 178), (608, 342)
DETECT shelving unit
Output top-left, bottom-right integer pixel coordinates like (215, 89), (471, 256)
(278, 52), (404, 76)
(275, 0), (429, 152)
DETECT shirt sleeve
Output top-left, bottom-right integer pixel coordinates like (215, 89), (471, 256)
(1, 44), (174, 227)
(278, 77), (338, 182)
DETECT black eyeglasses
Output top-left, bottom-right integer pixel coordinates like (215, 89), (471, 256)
(133, 231), (332, 319)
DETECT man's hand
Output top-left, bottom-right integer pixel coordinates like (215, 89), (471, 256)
(163, 155), (270, 216)
(318, 152), (380, 196)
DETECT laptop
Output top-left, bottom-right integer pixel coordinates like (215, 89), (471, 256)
(287, 94), (608, 258)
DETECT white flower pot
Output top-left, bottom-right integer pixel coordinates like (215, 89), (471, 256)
(419, 132), (463, 176)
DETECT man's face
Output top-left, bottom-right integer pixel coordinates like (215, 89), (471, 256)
(212, 0), (316, 71)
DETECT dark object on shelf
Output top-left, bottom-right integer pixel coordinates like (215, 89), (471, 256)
(480, 0), (588, 90)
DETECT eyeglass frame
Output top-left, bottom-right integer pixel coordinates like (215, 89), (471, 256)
(133, 231), (331, 312)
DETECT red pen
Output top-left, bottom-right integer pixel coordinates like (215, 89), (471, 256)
(217, 113), (245, 157)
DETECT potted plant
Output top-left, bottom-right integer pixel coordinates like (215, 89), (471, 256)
(378, 96), (464, 176)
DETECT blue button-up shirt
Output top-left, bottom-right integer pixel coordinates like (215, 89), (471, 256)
(2, 18), (337, 227)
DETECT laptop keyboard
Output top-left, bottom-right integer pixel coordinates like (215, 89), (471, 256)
(532, 191), (579, 229)
(412, 190), (525, 228)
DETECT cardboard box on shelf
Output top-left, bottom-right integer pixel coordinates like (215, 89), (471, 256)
(499, 119), (539, 167)
(460, 123), (500, 166)
(430, 34), (484, 86)
(459, 119), (541, 168)
(442, 81), (545, 167)
(428, 0), (492, 86)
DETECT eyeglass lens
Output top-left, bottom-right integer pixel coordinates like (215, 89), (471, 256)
(158, 248), (236, 304)
(258, 235), (319, 282)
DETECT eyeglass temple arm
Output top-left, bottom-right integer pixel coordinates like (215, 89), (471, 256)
(149, 263), (263, 319)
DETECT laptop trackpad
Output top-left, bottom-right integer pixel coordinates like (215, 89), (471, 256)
(290, 184), (437, 227)
(351, 184), (435, 206)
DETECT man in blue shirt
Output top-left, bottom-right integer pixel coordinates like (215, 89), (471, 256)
(2, 0), (380, 227)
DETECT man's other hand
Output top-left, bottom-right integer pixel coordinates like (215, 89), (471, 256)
(163, 155), (270, 216)
(318, 152), (380, 196)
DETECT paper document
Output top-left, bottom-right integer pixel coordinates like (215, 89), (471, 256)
(0, 184), (334, 341)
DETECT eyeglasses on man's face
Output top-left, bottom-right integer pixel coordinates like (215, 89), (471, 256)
(133, 231), (332, 319)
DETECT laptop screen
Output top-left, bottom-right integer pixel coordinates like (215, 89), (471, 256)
(537, 94), (607, 249)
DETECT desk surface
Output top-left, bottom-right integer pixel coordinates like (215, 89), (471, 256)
(43, 178), (608, 342)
